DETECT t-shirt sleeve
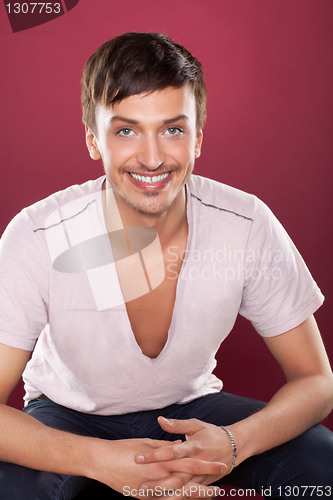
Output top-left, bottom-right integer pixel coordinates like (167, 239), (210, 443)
(0, 210), (49, 350)
(238, 198), (324, 337)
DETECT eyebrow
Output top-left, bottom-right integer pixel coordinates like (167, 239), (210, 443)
(163, 114), (189, 125)
(109, 114), (189, 125)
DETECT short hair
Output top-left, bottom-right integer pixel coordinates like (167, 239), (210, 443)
(81, 32), (207, 135)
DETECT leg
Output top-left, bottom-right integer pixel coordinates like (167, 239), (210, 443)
(0, 399), (118, 500)
(163, 392), (333, 498)
(222, 424), (333, 499)
(0, 462), (93, 500)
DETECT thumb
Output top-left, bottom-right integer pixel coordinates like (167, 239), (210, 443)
(158, 416), (203, 436)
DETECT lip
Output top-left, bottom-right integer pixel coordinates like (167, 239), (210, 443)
(126, 171), (174, 191)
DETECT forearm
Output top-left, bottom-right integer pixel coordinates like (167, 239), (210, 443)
(0, 345), (94, 477)
(0, 403), (96, 477)
(133, 317), (333, 492)
(0, 403), (223, 494)
(231, 372), (333, 465)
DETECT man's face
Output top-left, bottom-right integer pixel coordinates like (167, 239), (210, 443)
(86, 85), (203, 217)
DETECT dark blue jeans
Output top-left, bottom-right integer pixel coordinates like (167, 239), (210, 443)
(0, 392), (332, 499)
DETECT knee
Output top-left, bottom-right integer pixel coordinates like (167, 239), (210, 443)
(280, 424), (333, 488)
(292, 425), (333, 486)
(0, 461), (57, 500)
(255, 424), (333, 497)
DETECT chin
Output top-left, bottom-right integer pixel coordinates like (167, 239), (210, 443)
(109, 179), (179, 216)
(129, 200), (173, 216)
(121, 192), (171, 216)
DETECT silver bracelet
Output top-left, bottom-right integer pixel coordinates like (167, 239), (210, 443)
(221, 426), (237, 474)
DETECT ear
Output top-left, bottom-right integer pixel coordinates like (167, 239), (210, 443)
(85, 125), (101, 160)
(195, 130), (203, 159)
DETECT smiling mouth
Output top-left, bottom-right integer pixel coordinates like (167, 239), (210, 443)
(129, 172), (171, 184)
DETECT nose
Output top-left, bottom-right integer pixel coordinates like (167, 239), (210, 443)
(137, 134), (164, 170)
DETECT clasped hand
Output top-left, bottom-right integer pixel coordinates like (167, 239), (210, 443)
(131, 417), (232, 499)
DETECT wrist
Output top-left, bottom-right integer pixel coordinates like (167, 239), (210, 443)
(78, 435), (107, 481)
(220, 426), (237, 473)
(82, 436), (124, 488)
(226, 419), (258, 467)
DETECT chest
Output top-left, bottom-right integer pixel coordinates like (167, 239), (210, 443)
(125, 241), (185, 359)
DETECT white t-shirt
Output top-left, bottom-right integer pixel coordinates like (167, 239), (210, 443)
(0, 175), (324, 415)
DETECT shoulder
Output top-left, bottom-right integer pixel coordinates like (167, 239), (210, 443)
(4, 177), (104, 235)
(187, 174), (265, 222)
(1, 177), (105, 252)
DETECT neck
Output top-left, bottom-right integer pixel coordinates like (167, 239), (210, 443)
(102, 182), (188, 247)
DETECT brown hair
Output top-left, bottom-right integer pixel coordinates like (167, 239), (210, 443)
(81, 32), (207, 135)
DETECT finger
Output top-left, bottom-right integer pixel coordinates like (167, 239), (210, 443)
(141, 459), (225, 491)
(167, 458), (226, 476)
(135, 441), (188, 463)
(182, 481), (221, 499)
(157, 416), (203, 436)
(148, 438), (183, 448)
(140, 472), (192, 496)
(145, 480), (220, 500)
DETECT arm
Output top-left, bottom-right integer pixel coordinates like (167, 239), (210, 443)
(0, 342), (96, 476)
(0, 343), (224, 494)
(233, 314), (333, 462)
(136, 315), (333, 487)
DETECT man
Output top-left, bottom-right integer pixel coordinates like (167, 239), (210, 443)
(0, 32), (332, 499)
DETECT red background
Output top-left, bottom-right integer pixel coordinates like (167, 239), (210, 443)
(1, 0), (332, 448)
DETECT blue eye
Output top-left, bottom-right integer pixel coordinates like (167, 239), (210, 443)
(117, 128), (134, 136)
(166, 127), (182, 135)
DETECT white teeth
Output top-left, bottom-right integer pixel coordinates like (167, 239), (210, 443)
(130, 172), (170, 183)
